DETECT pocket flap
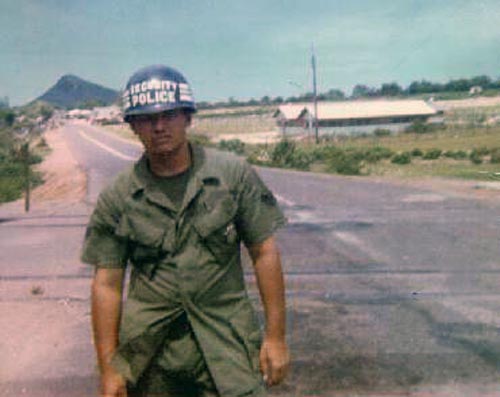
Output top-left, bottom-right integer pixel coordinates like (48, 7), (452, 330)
(193, 194), (237, 238)
(115, 213), (166, 248)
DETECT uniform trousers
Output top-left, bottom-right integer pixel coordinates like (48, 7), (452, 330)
(127, 313), (219, 397)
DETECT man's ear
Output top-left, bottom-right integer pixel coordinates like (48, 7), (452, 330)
(128, 121), (139, 135)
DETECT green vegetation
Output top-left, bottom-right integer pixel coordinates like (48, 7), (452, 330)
(246, 116), (500, 180)
(0, 108), (47, 203)
(422, 148), (442, 160)
(195, 74), (500, 109)
(391, 152), (412, 165)
(218, 139), (245, 155)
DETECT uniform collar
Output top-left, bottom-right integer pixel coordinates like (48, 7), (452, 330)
(130, 143), (220, 213)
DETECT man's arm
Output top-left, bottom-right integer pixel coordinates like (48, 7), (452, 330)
(91, 268), (127, 397)
(247, 236), (289, 387)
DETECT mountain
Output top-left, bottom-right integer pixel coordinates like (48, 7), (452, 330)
(36, 74), (119, 109)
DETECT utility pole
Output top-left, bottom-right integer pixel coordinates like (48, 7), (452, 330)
(311, 44), (319, 144)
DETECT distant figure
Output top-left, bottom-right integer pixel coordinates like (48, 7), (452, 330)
(81, 64), (289, 397)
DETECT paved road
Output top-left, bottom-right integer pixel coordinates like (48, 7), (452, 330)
(2, 121), (500, 396)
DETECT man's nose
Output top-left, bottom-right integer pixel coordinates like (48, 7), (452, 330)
(152, 115), (167, 131)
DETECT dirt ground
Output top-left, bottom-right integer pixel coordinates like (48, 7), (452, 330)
(32, 127), (87, 203)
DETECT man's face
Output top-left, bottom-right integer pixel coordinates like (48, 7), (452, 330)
(129, 109), (191, 155)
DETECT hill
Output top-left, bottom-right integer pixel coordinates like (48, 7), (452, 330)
(36, 74), (119, 109)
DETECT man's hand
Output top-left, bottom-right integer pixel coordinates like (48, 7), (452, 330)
(248, 236), (289, 387)
(259, 337), (290, 386)
(100, 367), (127, 397)
(91, 268), (126, 397)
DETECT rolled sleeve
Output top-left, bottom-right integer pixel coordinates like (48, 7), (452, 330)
(80, 191), (129, 268)
(236, 163), (287, 246)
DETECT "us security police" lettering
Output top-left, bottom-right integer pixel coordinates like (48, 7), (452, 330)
(123, 79), (193, 110)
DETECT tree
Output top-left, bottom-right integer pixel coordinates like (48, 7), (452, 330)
(380, 82), (403, 97)
(469, 75), (492, 88)
(324, 89), (345, 101)
(260, 96), (271, 105)
(407, 80), (444, 95)
(351, 84), (377, 98)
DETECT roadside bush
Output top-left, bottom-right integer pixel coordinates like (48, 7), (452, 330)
(490, 148), (500, 164)
(0, 161), (43, 203)
(247, 149), (271, 166)
(28, 153), (43, 165)
(422, 148), (442, 160)
(373, 128), (391, 137)
(391, 152), (412, 165)
(218, 139), (245, 155)
(444, 150), (468, 160)
(473, 147), (490, 156)
(363, 146), (394, 163)
(189, 134), (212, 146)
(469, 150), (483, 164)
(36, 137), (48, 148)
(288, 148), (314, 170)
(271, 139), (296, 167)
(405, 120), (434, 134)
(326, 148), (364, 175)
(411, 148), (423, 157)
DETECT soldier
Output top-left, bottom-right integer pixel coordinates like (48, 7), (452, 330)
(81, 65), (289, 397)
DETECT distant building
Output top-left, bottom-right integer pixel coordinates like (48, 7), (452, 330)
(91, 105), (122, 124)
(469, 86), (483, 96)
(66, 109), (93, 119)
(274, 100), (438, 136)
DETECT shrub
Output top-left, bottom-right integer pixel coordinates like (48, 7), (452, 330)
(391, 152), (412, 165)
(411, 148), (423, 157)
(422, 148), (442, 160)
(36, 138), (48, 148)
(363, 146), (394, 163)
(469, 151), (483, 164)
(325, 148), (364, 175)
(444, 150), (468, 160)
(288, 148), (314, 170)
(189, 134), (211, 146)
(247, 149), (271, 166)
(490, 148), (500, 164)
(405, 120), (434, 134)
(28, 153), (43, 165)
(473, 147), (490, 156)
(218, 139), (245, 154)
(271, 139), (296, 167)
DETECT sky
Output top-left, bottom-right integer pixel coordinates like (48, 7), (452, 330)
(2, 0), (500, 106)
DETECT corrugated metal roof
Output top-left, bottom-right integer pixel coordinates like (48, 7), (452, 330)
(276, 100), (437, 121)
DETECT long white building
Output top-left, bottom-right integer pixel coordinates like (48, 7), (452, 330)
(274, 100), (439, 136)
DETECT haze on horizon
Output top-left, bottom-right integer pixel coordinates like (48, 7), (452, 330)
(1, 0), (500, 106)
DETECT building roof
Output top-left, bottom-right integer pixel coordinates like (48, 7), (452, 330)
(273, 104), (309, 120)
(275, 100), (437, 121)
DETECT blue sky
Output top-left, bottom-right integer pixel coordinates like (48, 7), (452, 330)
(2, 0), (500, 106)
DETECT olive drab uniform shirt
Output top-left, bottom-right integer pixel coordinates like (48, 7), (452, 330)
(81, 144), (286, 397)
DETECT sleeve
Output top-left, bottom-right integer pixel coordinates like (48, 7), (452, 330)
(235, 162), (287, 246)
(80, 189), (129, 268)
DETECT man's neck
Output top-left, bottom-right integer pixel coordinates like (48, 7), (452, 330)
(147, 142), (191, 177)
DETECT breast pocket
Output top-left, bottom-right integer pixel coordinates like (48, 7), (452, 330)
(193, 190), (240, 265)
(115, 212), (170, 278)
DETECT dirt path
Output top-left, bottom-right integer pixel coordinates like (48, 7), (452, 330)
(32, 127), (87, 203)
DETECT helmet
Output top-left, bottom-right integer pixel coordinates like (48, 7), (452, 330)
(122, 65), (196, 121)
